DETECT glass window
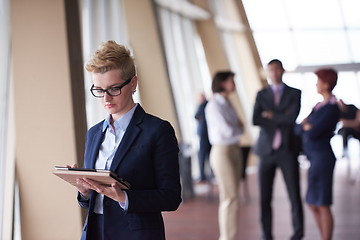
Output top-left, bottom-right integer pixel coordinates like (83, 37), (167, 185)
(286, 0), (343, 29)
(240, 0), (289, 30)
(334, 72), (360, 107)
(293, 30), (351, 65)
(0, 0), (11, 237)
(243, 0), (360, 69)
(243, 0), (360, 157)
(342, 0), (360, 27)
(80, 0), (132, 128)
(156, 2), (211, 144)
(243, 0), (360, 97)
(253, 32), (298, 69)
(348, 30), (360, 62)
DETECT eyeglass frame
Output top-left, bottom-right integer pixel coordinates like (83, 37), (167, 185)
(90, 77), (133, 98)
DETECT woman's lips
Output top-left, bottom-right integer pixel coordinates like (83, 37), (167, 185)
(105, 103), (115, 108)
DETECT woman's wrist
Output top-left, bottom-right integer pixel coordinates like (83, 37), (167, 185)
(80, 190), (91, 199)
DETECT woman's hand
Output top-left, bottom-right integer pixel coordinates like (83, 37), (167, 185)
(302, 123), (312, 131)
(261, 110), (274, 119)
(65, 164), (92, 199)
(77, 178), (126, 203)
(301, 119), (312, 131)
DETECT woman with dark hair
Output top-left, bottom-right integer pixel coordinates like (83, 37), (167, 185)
(205, 71), (244, 240)
(296, 68), (340, 240)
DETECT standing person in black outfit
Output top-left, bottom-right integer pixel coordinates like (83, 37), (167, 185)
(337, 99), (360, 158)
(296, 68), (340, 240)
(194, 93), (212, 182)
(253, 59), (304, 240)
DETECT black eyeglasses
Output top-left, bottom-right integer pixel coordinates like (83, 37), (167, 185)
(90, 78), (132, 98)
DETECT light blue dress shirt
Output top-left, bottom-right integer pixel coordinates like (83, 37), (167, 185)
(93, 104), (137, 214)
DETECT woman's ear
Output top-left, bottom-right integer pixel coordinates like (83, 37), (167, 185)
(131, 76), (138, 91)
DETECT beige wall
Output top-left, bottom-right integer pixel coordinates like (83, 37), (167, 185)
(11, 0), (82, 239)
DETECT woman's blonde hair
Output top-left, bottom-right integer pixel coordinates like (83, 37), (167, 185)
(85, 40), (136, 80)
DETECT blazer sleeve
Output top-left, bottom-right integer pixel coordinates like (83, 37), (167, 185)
(307, 104), (340, 140)
(125, 120), (182, 213)
(272, 88), (301, 127)
(253, 90), (276, 128)
(76, 122), (103, 209)
(77, 192), (91, 209)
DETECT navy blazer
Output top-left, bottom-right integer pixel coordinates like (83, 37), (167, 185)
(297, 102), (340, 155)
(78, 105), (182, 240)
(253, 84), (301, 155)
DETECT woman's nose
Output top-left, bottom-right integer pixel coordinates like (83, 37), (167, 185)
(104, 92), (112, 101)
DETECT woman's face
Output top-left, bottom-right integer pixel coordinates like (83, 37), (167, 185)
(91, 69), (137, 121)
(222, 76), (236, 94)
(316, 78), (329, 94)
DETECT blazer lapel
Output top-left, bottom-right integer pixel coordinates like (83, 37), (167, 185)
(109, 105), (144, 172)
(278, 85), (290, 108)
(265, 87), (276, 108)
(88, 126), (106, 169)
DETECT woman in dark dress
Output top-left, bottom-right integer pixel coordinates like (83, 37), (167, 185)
(297, 68), (340, 240)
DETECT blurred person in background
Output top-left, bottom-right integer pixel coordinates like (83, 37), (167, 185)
(253, 59), (303, 240)
(337, 99), (360, 158)
(194, 92), (212, 182)
(205, 71), (244, 240)
(296, 68), (340, 240)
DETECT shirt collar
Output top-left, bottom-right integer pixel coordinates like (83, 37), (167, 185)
(271, 83), (285, 94)
(213, 93), (227, 104)
(271, 83), (284, 91)
(314, 95), (338, 111)
(329, 95), (337, 104)
(102, 104), (138, 132)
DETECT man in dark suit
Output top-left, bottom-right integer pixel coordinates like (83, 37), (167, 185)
(253, 59), (304, 240)
(69, 41), (182, 240)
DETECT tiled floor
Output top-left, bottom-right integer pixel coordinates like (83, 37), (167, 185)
(163, 157), (360, 240)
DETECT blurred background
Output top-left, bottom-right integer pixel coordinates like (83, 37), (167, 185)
(0, 0), (359, 239)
